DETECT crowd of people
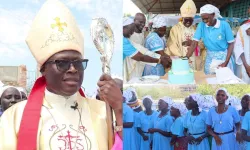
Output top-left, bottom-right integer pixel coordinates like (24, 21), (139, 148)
(123, 87), (250, 150)
(123, 0), (250, 84)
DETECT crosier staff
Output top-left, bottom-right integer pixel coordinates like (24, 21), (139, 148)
(91, 18), (115, 149)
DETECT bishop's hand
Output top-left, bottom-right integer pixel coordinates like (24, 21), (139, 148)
(97, 74), (122, 111)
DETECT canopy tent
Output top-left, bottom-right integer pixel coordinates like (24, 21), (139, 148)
(131, 0), (235, 14)
(147, 15), (246, 27)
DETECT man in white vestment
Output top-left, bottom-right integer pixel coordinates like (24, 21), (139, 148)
(234, 21), (250, 83)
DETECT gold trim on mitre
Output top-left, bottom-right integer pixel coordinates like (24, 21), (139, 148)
(180, 0), (197, 18)
(26, 0), (84, 67)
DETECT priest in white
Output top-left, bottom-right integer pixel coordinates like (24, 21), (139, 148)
(234, 21), (250, 83)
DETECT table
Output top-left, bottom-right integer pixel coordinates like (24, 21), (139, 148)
(161, 71), (216, 84)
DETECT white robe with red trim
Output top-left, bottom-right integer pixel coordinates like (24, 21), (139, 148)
(0, 89), (109, 150)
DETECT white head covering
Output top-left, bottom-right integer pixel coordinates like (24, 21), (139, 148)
(159, 96), (173, 109)
(172, 102), (188, 116)
(203, 95), (217, 111)
(226, 95), (241, 110)
(180, 0), (197, 18)
(152, 16), (166, 28)
(123, 87), (137, 104)
(123, 17), (134, 27)
(0, 86), (19, 99)
(0, 81), (4, 87)
(200, 4), (222, 19)
(216, 88), (229, 96)
(142, 95), (153, 104)
(26, 0), (84, 67)
(190, 94), (205, 112)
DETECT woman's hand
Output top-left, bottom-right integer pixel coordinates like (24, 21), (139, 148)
(236, 131), (244, 143)
(218, 61), (228, 68)
(195, 136), (203, 145)
(214, 135), (222, 146)
(187, 135), (195, 144)
(148, 128), (158, 133)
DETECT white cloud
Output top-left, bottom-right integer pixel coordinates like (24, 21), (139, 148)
(0, 8), (35, 57)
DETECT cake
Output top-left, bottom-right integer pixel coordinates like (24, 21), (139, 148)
(168, 58), (194, 84)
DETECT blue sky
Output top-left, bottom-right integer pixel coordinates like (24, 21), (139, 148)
(0, 0), (122, 96)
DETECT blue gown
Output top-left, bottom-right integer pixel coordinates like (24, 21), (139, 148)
(143, 32), (166, 76)
(123, 103), (137, 150)
(241, 111), (250, 150)
(183, 110), (210, 150)
(152, 114), (173, 150)
(137, 111), (158, 150)
(206, 106), (240, 150)
(134, 111), (142, 149)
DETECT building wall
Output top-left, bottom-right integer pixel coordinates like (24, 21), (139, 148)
(221, 0), (250, 18)
(0, 66), (27, 87)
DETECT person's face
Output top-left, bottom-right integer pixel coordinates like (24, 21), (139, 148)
(216, 90), (228, 104)
(143, 98), (152, 110)
(158, 99), (168, 111)
(201, 13), (215, 26)
(134, 15), (146, 32)
(246, 28), (250, 36)
(156, 26), (166, 37)
(183, 17), (194, 28)
(42, 50), (85, 96)
(241, 95), (250, 109)
(170, 106), (180, 117)
(123, 23), (135, 38)
(1, 87), (21, 111)
(185, 96), (198, 110)
(21, 91), (27, 100)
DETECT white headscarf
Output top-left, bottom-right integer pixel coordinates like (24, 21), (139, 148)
(0, 86), (18, 99)
(123, 87), (137, 104)
(142, 95), (153, 104)
(152, 16), (166, 28)
(159, 96), (173, 109)
(203, 95), (217, 111)
(226, 95), (241, 110)
(172, 102), (188, 116)
(0, 81), (4, 87)
(216, 88), (229, 96)
(190, 94), (205, 112)
(200, 4), (222, 19)
(123, 17), (134, 27)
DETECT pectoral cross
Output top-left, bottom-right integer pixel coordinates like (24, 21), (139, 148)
(51, 17), (67, 32)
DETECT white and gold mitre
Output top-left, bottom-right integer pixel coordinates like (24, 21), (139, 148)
(26, 0), (84, 67)
(180, 0), (197, 18)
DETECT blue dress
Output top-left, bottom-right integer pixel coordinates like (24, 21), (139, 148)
(241, 111), (250, 150)
(152, 114), (174, 150)
(123, 37), (139, 60)
(171, 116), (188, 149)
(123, 103), (137, 150)
(137, 111), (158, 150)
(184, 110), (210, 150)
(143, 32), (166, 76)
(206, 106), (240, 150)
(134, 111), (142, 149)
(193, 20), (236, 75)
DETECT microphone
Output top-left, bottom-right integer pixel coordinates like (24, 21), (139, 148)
(70, 102), (78, 110)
